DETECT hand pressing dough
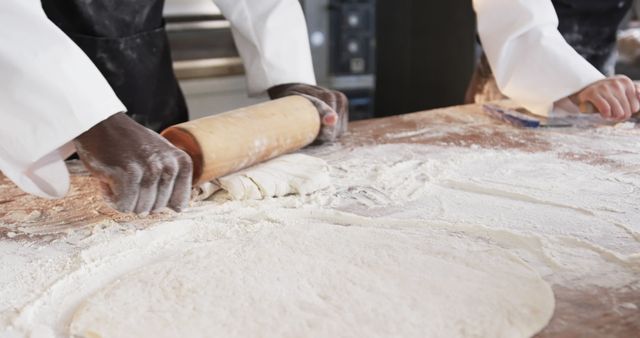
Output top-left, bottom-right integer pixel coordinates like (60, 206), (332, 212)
(69, 213), (554, 338)
(195, 153), (330, 200)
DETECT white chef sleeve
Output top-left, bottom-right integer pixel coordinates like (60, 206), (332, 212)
(473, 0), (605, 115)
(0, 0), (125, 199)
(214, 0), (317, 95)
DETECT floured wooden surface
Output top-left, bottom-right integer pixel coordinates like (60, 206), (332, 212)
(343, 103), (640, 337)
(0, 163), (172, 241)
(1, 102), (640, 337)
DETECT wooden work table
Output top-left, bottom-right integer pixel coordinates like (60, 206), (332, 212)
(345, 104), (640, 338)
(1, 102), (639, 337)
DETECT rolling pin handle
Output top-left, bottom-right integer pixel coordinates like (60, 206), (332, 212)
(578, 102), (597, 114)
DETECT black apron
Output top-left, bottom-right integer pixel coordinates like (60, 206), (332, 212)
(553, 0), (633, 75)
(41, 0), (188, 133)
(466, 0), (633, 103)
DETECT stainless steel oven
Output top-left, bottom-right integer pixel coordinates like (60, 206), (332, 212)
(301, 0), (377, 120)
(164, 1), (265, 120)
(163, 0), (376, 120)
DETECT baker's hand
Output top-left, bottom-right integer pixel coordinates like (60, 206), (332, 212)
(571, 75), (640, 121)
(268, 83), (349, 142)
(73, 113), (193, 215)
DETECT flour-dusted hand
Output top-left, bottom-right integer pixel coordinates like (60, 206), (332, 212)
(73, 113), (193, 215)
(268, 83), (349, 142)
(571, 75), (640, 121)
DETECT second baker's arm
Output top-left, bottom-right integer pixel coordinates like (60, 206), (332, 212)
(473, 0), (604, 116)
(215, 0), (349, 142)
(214, 0), (316, 95)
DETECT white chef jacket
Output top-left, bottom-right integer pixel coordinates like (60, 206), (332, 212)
(473, 0), (606, 116)
(0, 0), (316, 199)
(0, 1), (126, 199)
(216, 0), (316, 95)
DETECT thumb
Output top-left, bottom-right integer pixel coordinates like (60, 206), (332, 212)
(295, 93), (339, 126)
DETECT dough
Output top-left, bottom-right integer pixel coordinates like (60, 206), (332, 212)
(69, 212), (554, 338)
(195, 153), (330, 200)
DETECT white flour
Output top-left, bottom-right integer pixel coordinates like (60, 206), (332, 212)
(1, 136), (639, 337)
(322, 144), (640, 284)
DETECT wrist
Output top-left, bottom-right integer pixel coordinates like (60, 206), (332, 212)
(267, 83), (308, 99)
(74, 112), (127, 144)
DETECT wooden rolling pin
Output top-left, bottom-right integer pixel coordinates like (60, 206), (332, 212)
(161, 96), (320, 185)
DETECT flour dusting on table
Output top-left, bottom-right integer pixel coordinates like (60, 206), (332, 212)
(1, 122), (640, 337)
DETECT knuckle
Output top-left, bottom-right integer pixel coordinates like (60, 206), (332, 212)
(158, 160), (179, 182)
(336, 91), (348, 103)
(163, 161), (179, 177)
(181, 167), (194, 183)
(124, 162), (139, 173)
(146, 161), (163, 176)
(613, 81), (623, 90)
(617, 74), (631, 82)
(139, 166), (162, 186)
(175, 151), (192, 167)
(323, 97), (338, 110)
(124, 164), (144, 182)
(322, 90), (334, 98)
(577, 92), (589, 101)
(159, 171), (176, 185)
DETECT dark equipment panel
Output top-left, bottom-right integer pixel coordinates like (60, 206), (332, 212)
(301, 0), (377, 120)
(375, 0), (477, 117)
(329, 0), (376, 75)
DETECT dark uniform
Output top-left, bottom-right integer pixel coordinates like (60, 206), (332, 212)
(42, 0), (187, 132)
(553, 0), (633, 75)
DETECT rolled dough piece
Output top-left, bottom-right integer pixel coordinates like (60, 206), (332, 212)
(195, 153), (330, 201)
(69, 215), (554, 338)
